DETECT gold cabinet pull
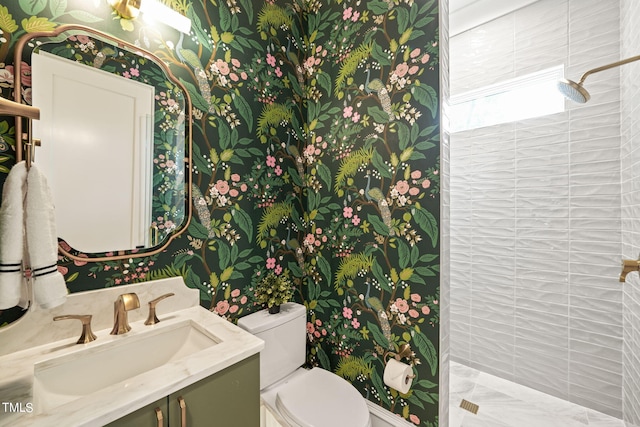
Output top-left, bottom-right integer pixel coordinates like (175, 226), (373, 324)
(178, 396), (187, 427)
(154, 407), (163, 427)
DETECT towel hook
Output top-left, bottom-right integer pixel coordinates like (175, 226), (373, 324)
(21, 117), (41, 171)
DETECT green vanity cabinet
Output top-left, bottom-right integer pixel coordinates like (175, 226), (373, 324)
(107, 354), (260, 427)
(106, 397), (167, 427)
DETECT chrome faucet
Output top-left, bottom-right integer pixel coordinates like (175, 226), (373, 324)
(620, 259), (640, 282)
(110, 293), (140, 335)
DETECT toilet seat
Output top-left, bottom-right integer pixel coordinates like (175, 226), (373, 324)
(275, 367), (371, 427)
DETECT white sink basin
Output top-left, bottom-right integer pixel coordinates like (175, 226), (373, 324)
(33, 319), (219, 412)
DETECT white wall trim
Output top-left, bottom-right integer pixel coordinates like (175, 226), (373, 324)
(367, 401), (415, 427)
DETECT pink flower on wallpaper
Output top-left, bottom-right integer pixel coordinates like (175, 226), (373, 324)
(274, 264), (283, 274)
(231, 174), (241, 182)
(351, 318), (360, 329)
(351, 215), (361, 226)
(215, 180), (230, 195)
(343, 7), (353, 20)
(304, 145), (315, 157)
(395, 62), (409, 78)
(343, 106), (353, 118)
(216, 59), (230, 75)
(408, 309), (419, 318)
(395, 298), (410, 313)
(422, 179), (431, 189)
(73, 254), (89, 267)
(76, 35), (92, 44)
(57, 266), (68, 275)
(266, 155), (276, 167)
(342, 307), (353, 319)
(351, 11), (360, 21)
(411, 170), (422, 180)
(266, 257), (276, 269)
(240, 295), (247, 304)
(411, 293), (421, 302)
(275, 165), (283, 176)
(422, 305), (431, 315)
(410, 48), (421, 59)
(352, 112), (360, 123)
(421, 53), (431, 64)
(275, 67), (283, 77)
(229, 305), (239, 314)
(409, 187), (420, 196)
(130, 67), (139, 77)
(215, 300), (230, 315)
(395, 180), (410, 195)
(410, 414), (420, 425)
(307, 322), (315, 334)
(343, 206), (353, 218)
(231, 288), (241, 298)
(18, 62), (32, 87)
(266, 53), (276, 67)
(305, 56), (315, 69)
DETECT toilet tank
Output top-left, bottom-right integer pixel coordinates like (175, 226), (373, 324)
(237, 302), (307, 389)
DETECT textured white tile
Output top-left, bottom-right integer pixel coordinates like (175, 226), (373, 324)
(449, 0), (625, 416)
(515, 217), (569, 229)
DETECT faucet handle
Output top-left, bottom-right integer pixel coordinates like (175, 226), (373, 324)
(145, 293), (175, 325)
(54, 314), (97, 344)
(620, 259), (640, 282)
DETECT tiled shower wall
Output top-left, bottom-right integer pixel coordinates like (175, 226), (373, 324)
(620, 1), (640, 425)
(449, 0), (623, 417)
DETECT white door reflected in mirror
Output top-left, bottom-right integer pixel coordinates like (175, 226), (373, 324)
(32, 51), (154, 254)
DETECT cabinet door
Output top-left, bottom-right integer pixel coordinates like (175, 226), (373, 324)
(169, 354), (260, 427)
(105, 397), (168, 427)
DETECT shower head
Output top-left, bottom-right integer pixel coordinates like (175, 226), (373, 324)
(557, 78), (590, 103)
(559, 54), (640, 103)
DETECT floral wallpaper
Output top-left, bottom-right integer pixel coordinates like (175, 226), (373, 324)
(0, 0), (440, 425)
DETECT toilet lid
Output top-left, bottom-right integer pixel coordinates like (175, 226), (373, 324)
(276, 368), (370, 427)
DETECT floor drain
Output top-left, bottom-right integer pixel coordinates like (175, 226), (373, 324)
(460, 399), (479, 414)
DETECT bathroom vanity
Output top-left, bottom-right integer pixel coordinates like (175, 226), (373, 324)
(107, 354), (259, 426)
(0, 278), (264, 426)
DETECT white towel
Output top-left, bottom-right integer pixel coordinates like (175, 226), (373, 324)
(0, 161), (28, 309)
(26, 164), (67, 309)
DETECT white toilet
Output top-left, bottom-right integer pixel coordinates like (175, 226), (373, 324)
(238, 302), (372, 427)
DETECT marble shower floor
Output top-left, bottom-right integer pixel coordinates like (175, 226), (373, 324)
(449, 362), (624, 427)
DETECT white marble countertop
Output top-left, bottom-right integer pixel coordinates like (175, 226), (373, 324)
(0, 278), (264, 427)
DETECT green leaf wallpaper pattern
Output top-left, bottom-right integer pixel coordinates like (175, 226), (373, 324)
(0, 0), (440, 425)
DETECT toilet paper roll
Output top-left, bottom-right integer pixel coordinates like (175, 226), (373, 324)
(383, 359), (414, 394)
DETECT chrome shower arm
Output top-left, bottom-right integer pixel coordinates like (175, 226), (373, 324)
(579, 54), (640, 84)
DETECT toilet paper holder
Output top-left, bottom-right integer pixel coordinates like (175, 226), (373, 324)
(386, 343), (414, 362)
(384, 344), (416, 381)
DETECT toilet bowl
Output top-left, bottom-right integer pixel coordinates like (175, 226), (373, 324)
(238, 303), (372, 427)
